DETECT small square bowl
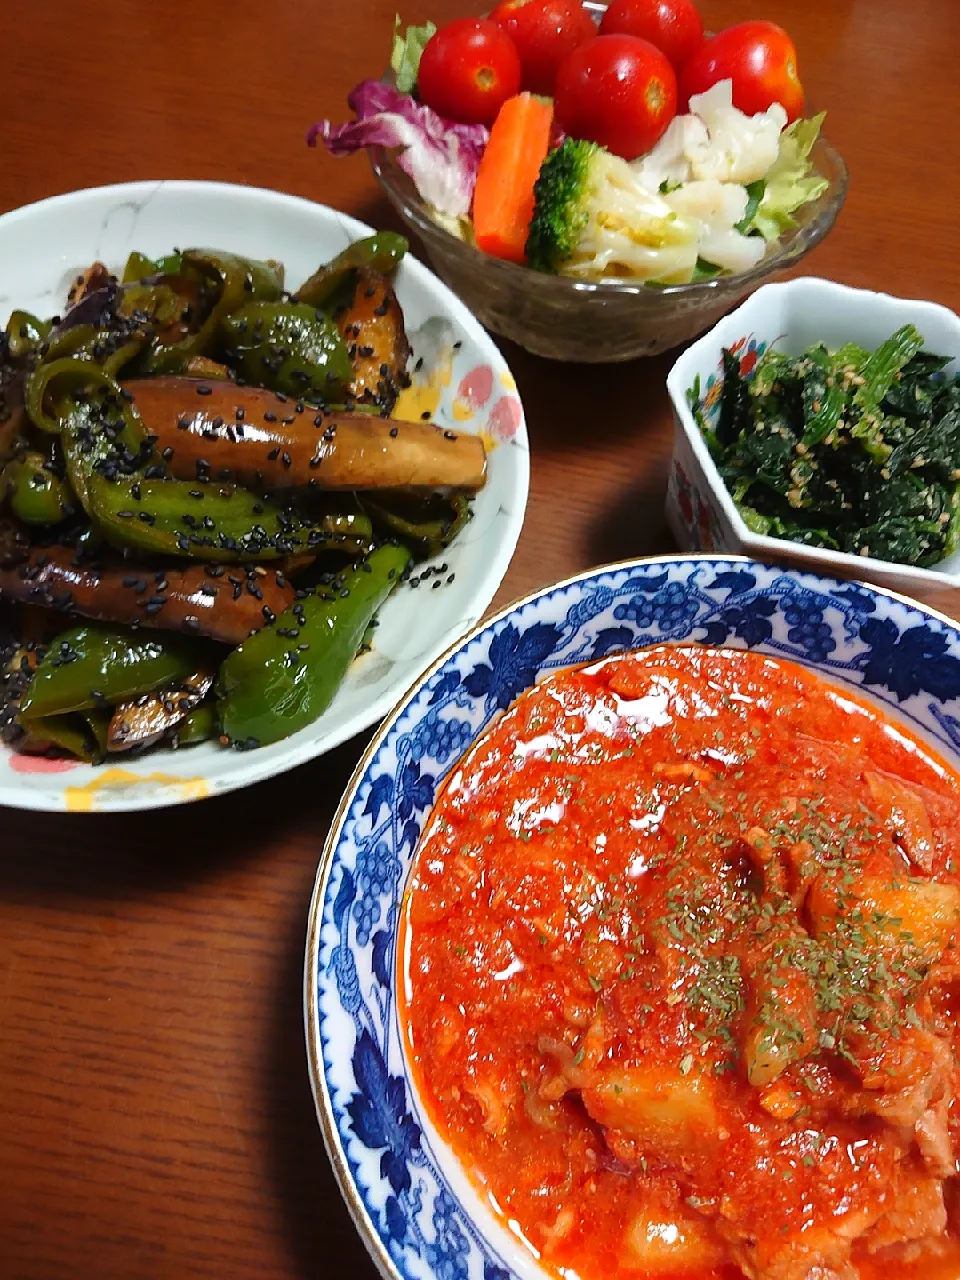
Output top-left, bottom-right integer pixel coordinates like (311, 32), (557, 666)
(665, 276), (960, 597)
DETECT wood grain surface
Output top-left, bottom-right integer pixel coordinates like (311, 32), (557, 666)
(1, 0), (959, 1276)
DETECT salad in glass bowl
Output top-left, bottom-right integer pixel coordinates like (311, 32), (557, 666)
(307, 0), (846, 360)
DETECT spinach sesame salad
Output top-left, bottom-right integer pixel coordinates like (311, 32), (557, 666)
(689, 324), (960, 567)
(0, 234), (488, 762)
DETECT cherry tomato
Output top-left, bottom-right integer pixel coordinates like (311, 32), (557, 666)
(598, 0), (703, 72)
(554, 34), (677, 160)
(417, 18), (522, 125)
(678, 20), (804, 122)
(489, 0), (596, 96)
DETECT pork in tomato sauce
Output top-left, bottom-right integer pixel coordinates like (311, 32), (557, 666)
(400, 646), (960, 1280)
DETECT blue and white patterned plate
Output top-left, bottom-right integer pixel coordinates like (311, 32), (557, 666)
(304, 555), (960, 1280)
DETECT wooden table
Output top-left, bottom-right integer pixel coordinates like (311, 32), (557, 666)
(1, 0), (958, 1275)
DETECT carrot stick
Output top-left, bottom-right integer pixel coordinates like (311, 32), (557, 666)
(472, 93), (554, 265)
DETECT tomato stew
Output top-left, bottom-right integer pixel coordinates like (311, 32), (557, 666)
(400, 646), (960, 1280)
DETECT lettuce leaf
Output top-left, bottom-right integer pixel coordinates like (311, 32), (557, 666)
(748, 112), (829, 240)
(390, 16), (435, 94)
(307, 80), (488, 218)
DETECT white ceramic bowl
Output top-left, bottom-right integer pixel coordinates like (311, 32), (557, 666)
(0, 181), (528, 812)
(305, 554), (960, 1280)
(665, 276), (960, 596)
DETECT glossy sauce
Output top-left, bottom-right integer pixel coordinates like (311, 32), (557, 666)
(400, 647), (960, 1280)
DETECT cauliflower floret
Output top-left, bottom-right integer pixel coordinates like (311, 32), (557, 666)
(686, 80), (787, 184)
(631, 114), (707, 194)
(663, 180), (769, 274)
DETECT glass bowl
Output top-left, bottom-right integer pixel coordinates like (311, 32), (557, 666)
(368, 0), (848, 364)
(371, 135), (848, 362)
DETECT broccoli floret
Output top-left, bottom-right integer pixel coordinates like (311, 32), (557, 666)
(524, 138), (700, 282)
(526, 139), (599, 274)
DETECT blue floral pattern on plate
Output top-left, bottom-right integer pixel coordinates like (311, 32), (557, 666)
(305, 556), (960, 1280)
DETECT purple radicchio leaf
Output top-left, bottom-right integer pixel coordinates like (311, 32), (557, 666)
(307, 80), (488, 218)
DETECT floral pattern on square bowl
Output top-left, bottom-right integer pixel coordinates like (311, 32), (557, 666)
(304, 554), (960, 1280)
(695, 333), (771, 427)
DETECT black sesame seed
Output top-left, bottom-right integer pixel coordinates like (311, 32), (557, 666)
(196, 384), (212, 396)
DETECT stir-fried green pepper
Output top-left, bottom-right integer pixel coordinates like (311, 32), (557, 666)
(140, 250), (285, 374)
(82, 709), (112, 756)
(361, 492), (472, 559)
(219, 301), (353, 400)
(296, 232), (408, 309)
(1, 451), (75, 525)
(86, 474), (310, 562)
(217, 541), (410, 747)
(5, 310), (51, 359)
(19, 624), (202, 720)
(17, 712), (103, 762)
(34, 362), (149, 506)
(170, 703), (217, 748)
(27, 347), (145, 434)
(121, 250), (184, 283)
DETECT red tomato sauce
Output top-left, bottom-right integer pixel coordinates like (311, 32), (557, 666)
(399, 647), (960, 1280)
